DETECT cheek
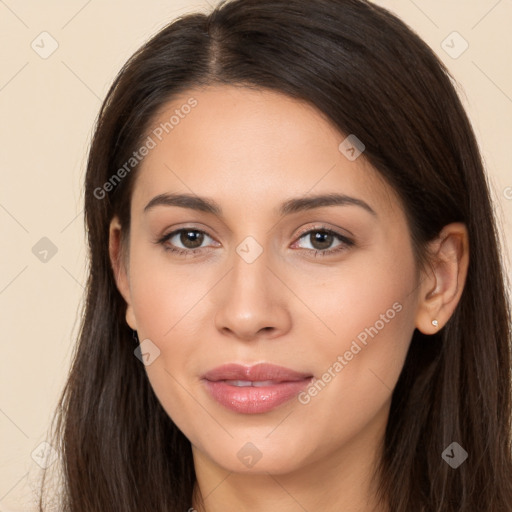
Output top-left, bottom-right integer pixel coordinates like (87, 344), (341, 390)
(300, 301), (415, 451)
(127, 247), (211, 431)
(295, 245), (418, 422)
(312, 284), (414, 395)
(295, 240), (417, 356)
(128, 242), (209, 339)
(127, 244), (216, 400)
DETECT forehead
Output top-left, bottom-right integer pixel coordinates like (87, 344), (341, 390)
(131, 85), (400, 219)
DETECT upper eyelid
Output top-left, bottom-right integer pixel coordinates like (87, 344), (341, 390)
(294, 224), (353, 240)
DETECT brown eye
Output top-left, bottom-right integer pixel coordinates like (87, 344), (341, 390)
(293, 227), (354, 257)
(308, 231), (335, 251)
(178, 230), (204, 249)
(157, 228), (216, 255)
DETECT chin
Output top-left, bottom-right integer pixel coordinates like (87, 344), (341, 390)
(193, 430), (318, 476)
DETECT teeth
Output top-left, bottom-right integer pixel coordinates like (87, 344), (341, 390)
(252, 380), (276, 387)
(224, 380), (277, 387)
(226, 380), (253, 387)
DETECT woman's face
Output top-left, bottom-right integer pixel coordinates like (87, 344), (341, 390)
(112, 85), (425, 476)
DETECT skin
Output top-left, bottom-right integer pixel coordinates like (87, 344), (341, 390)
(109, 85), (469, 512)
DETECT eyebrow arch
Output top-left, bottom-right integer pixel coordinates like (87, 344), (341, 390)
(143, 192), (377, 217)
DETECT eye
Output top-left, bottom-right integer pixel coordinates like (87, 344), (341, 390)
(292, 227), (354, 257)
(156, 225), (354, 258)
(156, 228), (218, 256)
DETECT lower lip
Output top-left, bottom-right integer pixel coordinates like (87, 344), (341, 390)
(202, 378), (312, 414)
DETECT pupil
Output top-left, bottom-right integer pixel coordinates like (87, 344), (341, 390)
(312, 231), (332, 250)
(181, 230), (203, 249)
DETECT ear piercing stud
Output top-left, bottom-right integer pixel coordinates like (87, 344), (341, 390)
(432, 319), (439, 328)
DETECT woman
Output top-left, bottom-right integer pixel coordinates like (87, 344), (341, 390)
(39, 0), (512, 510)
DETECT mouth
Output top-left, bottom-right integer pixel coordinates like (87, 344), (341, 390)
(201, 363), (313, 414)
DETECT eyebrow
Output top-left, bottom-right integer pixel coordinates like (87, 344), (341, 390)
(143, 192), (377, 217)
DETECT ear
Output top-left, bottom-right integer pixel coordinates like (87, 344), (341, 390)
(109, 216), (137, 330)
(415, 222), (469, 335)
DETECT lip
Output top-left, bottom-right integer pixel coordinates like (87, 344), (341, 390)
(201, 363), (313, 414)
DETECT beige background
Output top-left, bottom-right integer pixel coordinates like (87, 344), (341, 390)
(1, 0), (511, 509)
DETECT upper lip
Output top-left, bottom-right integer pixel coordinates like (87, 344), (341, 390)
(202, 363), (312, 383)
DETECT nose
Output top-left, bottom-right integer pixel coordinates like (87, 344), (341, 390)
(213, 245), (292, 342)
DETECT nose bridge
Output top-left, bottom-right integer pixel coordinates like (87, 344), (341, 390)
(228, 235), (273, 307)
(213, 234), (291, 339)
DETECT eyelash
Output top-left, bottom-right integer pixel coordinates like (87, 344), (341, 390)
(155, 226), (354, 258)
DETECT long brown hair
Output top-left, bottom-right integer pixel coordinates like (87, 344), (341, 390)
(39, 0), (512, 510)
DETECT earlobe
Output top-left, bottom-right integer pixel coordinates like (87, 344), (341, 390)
(415, 222), (469, 335)
(109, 216), (138, 330)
